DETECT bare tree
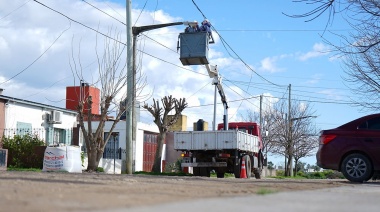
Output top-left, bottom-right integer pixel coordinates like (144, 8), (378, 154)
(71, 30), (146, 172)
(261, 98), (317, 176)
(287, 0), (380, 110)
(143, 95), (187, 173)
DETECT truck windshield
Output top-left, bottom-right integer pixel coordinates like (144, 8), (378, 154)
(230, 127), (247, 133)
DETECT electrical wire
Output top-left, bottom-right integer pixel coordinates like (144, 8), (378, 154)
(0, 22), (71, 86)
(82, 0), (125, 26)
(0, 0), (31, 21)
(30, 0), (357, 110)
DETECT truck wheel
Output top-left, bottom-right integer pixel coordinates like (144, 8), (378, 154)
(341, 153), (373, 183)
(216, 172), (225, 178)
(234, 157), (241, 178)
(243, 155), (252, 179)
(253, 168), (261, 179)
(200, 167), (210, 177)
(193, 167), (200, 176)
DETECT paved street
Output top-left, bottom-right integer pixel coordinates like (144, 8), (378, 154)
(126, 182), (380, 212)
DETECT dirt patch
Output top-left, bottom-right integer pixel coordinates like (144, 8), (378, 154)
(0, 171), (346, 212)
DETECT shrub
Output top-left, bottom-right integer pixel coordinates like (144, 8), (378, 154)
(323, 170), (344, 179)
(2, 134), (45, 169)
(276, 170), (285, 177)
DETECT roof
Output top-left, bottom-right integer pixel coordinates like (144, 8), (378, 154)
(0, 95), (77, 115)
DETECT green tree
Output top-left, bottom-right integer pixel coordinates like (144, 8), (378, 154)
(267, 161), (275, 170)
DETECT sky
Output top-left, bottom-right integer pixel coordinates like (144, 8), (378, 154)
(0, 0), (370, 166)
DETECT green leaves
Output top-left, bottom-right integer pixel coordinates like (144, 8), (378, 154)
(2, 134), (45, 168)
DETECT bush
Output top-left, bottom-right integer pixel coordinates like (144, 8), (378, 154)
(276, 170), (285, 177)
(2, 134), (45, 169)
(322, 170), (344, 179)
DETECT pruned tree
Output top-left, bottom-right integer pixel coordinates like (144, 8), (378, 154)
(143, 95), (187, 173)
(286, 0), (380, 110)
(71, 29), (146, 172)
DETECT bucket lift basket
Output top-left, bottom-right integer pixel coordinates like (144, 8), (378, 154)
(178, 32), (212, 66)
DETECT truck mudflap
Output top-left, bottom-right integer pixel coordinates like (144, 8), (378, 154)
(181, 162), (227, 168)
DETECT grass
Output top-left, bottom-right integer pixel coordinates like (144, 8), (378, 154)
(256, 188), (277, 195)
(7, 167), (42, 172)
(133, 171), (193, 176)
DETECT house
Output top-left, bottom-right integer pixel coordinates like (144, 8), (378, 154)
(82, 120), (160, 174)
(0, 91), (78, 145)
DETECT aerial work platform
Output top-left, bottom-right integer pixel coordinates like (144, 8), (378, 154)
(179, 32), (211, 66)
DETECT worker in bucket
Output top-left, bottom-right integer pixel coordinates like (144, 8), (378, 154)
(200, 19), (212, 35)
(185, 21), (200, 33)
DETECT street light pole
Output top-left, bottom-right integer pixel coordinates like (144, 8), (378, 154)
(125, 14), (198, 173)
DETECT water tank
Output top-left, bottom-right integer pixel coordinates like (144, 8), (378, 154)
(179, 32), (209, 66)
(196, 119), (205, 131)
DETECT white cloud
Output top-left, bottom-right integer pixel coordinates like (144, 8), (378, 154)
(298, 43), (329, 61)
(1, 0), (257, 129)
(259, 54), (290, 73)
(305, 74), (323, 84)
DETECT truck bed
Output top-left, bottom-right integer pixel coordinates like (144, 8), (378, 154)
(174, 130), (259, 152)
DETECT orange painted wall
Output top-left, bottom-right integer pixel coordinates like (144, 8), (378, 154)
(66, 85), (100, 115)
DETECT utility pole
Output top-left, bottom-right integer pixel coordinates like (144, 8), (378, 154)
(260, 94), (263, 134)
(288, 84), (292, 177)
(125, 9), (197, 173)
(126, 0), (133, 174)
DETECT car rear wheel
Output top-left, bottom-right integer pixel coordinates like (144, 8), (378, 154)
(341, 153), (373, 183)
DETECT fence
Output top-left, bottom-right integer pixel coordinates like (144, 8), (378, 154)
(1, 128), (74, 146)
(81, 146), (127, 160)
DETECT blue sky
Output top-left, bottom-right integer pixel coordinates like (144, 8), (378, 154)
(0, 0), (367, 166)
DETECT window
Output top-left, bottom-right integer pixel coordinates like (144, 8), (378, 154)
(53, 128), (66, 145)
(358, 117), (380, 130)
(16, 122), (32, 136)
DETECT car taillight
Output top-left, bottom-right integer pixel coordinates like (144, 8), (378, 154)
(319, 134), (337, 144)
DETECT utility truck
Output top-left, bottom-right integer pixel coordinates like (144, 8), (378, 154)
(174, 121), (263, 178)
(172, 65), (263, 178)
(176, 27), (263, 178)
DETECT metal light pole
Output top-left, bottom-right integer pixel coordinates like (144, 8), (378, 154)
(125, 6), (197, 173)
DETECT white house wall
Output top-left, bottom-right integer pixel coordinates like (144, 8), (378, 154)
(4, 100), (77, 144)
(86, 120), (159, 173)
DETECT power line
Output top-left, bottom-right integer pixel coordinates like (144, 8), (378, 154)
(82, 0), (125, 26)
(0, 0), (31, 21)
(0, 23), (71, 86)
(190, 0), (283, 88)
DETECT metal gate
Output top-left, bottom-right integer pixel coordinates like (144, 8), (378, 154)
(0, 149), (7, 170)
(143, 133), (158, 172)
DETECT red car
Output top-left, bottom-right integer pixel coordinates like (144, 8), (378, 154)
(317, 114), (380, 182)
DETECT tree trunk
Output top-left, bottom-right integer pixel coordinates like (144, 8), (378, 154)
(152, 133), (166, 173)
(286, 155), (292, 176)
(87, 147), (100, 171)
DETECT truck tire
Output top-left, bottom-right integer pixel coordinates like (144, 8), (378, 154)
(193, 167), (200, 176)
(253, 168), (261, 179)
(234, 157), (241, 178)
(200, 167), (210, 177)
(244, 155), (252, 179)
(216, 172), (225, 178)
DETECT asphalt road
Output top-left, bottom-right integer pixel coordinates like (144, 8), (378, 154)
(124, 182), (380, 212)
